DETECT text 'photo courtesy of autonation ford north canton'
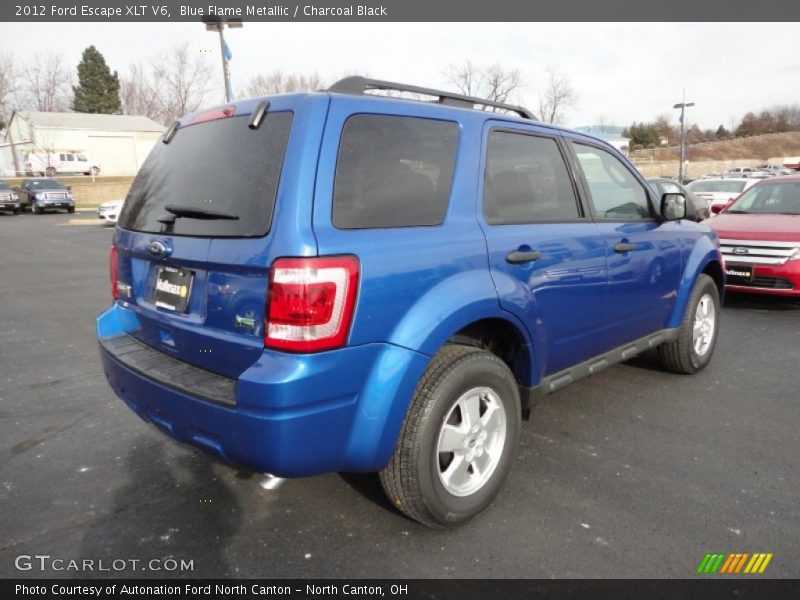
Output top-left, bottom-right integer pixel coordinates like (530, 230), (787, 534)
(1, 1), (799, 598)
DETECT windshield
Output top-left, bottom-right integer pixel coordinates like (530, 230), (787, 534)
(30, 179), (65, 189)
(728, 181), (800, 214)
(688, 180), (746, 193)
(119, 111), (293, 238)
(0, 181), (11, 190)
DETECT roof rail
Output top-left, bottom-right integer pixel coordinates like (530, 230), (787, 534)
(327, 76), (536, 120)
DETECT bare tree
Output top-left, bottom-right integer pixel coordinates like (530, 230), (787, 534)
(537, 66), (577, 124)
(18, 52), (72, 112)
(242, 71), (325, 98)
(445, 61), (524, 109)
(120, 62), (165, 122)
(154, 43), (213, 123)
(444, 60), (481, 97)
(120, 43), (212, 124)
(0, 52), (17, 109)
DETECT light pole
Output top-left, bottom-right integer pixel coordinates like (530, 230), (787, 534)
(673, 93), (695, 183)
(203, 17), (242, 103)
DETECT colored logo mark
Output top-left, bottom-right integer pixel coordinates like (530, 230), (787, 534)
(696, 552), (773, 574)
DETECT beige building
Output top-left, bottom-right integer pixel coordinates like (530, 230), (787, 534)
(3, 111), (164, 176)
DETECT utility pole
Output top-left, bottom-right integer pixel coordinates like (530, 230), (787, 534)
(0, 101), (21, 175)
(203, 17), (242, 103)
(673, 91), (695, 183)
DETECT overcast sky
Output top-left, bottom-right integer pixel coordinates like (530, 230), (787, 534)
(3, 22), (799, 129)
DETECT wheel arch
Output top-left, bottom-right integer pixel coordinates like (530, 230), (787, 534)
(667, 238), (725, 329)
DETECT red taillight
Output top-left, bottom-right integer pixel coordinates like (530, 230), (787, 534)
(265, 256), (360, 352)
(110, 245), (119, 300)
(192, 105), (236, 125)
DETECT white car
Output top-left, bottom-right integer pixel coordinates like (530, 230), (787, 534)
(97, 199), (124, 224)
(686, 178), (759, 214)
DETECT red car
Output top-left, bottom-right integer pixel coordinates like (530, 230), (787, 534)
(709, 175), (800, 296)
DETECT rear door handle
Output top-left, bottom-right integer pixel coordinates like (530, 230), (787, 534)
(506, 250), (541, 264)
(614, 242), (636, 253)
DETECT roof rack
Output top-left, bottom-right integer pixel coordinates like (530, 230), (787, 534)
(327, 76), (536, 120)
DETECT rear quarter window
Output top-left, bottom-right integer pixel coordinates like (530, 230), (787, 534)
(332, 114), (459, 229)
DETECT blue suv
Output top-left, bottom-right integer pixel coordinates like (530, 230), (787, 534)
(97, 77), (724, 528)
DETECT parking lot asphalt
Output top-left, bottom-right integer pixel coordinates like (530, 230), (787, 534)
(1, 211), (798, 579)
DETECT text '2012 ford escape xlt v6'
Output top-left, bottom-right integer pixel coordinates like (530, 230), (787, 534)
(98, 77), (724, 528)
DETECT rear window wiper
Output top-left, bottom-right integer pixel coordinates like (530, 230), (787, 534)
(158, 205), (240, 222)
(724, 209), (749, 214)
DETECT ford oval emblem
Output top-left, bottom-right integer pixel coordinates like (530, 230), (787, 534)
(732, 247), (749, 255)
(148, 241), (167, 257)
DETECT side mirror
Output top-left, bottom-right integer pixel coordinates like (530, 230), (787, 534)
(661, 192), (686, 220)
(66, 186), (72, 191)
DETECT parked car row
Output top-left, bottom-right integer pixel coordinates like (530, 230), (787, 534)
(0, 178), (76, 215)
(700, 165), (796, 180)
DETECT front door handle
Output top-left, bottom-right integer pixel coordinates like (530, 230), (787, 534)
(614, 242), (636, 253)
(506, 250), (542, 264)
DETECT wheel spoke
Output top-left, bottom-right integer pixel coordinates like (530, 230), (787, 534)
(481, 403), (504, 434)
(441, 454), (470, 489)
(471, 449), (492, 477)
(459, 393), (481, 429)
(700, 298), (709, 318)
(439, 423), (466, 453)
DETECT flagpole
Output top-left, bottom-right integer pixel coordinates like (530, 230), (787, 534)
(203, 17), (242, 103)
(217, 27), (232, 102)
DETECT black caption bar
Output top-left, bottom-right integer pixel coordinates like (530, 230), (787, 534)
(4, 579), (800, 600)
(3, 0), (800, 22)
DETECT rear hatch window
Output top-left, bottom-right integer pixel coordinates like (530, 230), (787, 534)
(119, 111), (293, 237)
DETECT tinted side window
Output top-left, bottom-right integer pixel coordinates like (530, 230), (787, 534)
(332, 115), (458, 229)
(573, 143), (651, 220)
(483, 131), (580, 224)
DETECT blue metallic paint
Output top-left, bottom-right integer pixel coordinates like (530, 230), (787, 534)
(98, 90), (723, 477)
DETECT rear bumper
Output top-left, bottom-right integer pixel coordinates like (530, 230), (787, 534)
(97, 303), (429, 477)
(726, 261), (800, 297)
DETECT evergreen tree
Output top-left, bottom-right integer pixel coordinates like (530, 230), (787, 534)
(72, 46), (121, 114)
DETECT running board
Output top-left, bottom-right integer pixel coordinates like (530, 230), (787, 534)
(520, 328), (679, 413)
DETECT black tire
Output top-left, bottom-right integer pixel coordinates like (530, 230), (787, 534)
(379, 344), (521, 528)
(658, 274), (720, 374)
(67, 206), (75, 214)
